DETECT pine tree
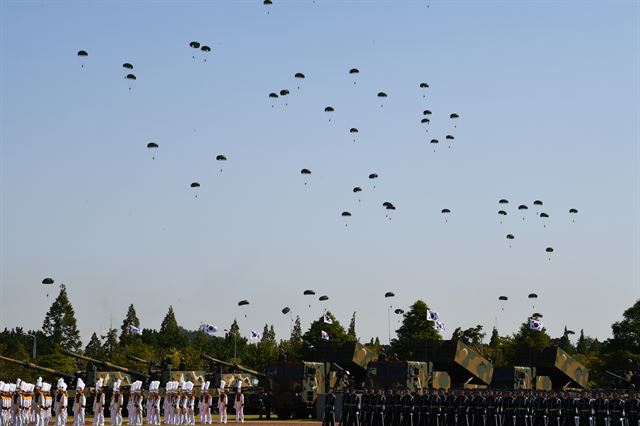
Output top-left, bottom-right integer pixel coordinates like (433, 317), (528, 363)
(261, 324), (271, 343)
(42, 284), (82, 352)
(159, 306), (181, 347)
(291, 315), (302, 343)
(84, 332), (103, 358)
(102, 328), (118, 359)
(390, 300), (441, 359)
(120, 304), (141, 343)
(269, 325), (276, 341)
(576, 329), (589, 354)
(348, 312), (357, 339)
(489, 327), (500, 348)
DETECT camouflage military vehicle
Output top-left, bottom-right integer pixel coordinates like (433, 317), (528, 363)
(306, 341), (378, 389)
(414, 340), (494, 387)
(0, 354), (76, 383)
(62, 350), (149, 387)
(514, 346), (588, 389)
(367, 359), (451, 391)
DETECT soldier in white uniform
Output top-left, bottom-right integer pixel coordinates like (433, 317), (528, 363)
(178, 382), (187, 426)
(185, 383), (195, 426)
(110, 380), (123, 426)
(34, 378), (44, 426)
(134, 381), (144, 426)
(146, 381), (160, 426)
(12, 379), (22, 426)
(0, 382), (7, 426)
(163, 383), (172, 426)
(93, 378), (105, 426)
(19, 382), (32, 426)
(73, 378), (86, 426)
(42, 382), (52, 426)
(234, 383), (244, 424)
(198, 382), (212, 425)
(55, 379), (68, 426)
(217, 381), (227, 425)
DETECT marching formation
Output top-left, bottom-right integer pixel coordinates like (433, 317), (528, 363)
(335, 389), (640, 426)
(0, 378), (245, 426)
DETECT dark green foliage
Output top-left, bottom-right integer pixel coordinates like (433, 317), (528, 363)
(41, 284), (82, 352)
(390, 300), (441, 359)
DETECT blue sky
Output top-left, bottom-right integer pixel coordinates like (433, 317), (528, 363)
(1, 0), (638, 345)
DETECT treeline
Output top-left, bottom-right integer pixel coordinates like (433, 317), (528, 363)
(1, 285), (637, 388)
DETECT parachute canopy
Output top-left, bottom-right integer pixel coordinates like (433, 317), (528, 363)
(430, 139), (439, 144)
(546, 247), (554, 253)
(506, 234), (515, 240)
(201, 45), (211, 52)
(190, 182), (200, 188)
(528, 293), (538, 299)
(533, 200), (543, 206)
(147, 142), (158, 149)
(123, 63), (133, 70)
(281, 307), (290, 315)
(349, 68), (360, 75)
(300, 168), (311, 175)
(423, 110), (432, 116)
(385, 291), (395, 298)
(368, 173), (378, 179)
(294, 72), (305, 79)
(268, 92), (278, 98)
(280, 89), (289, 96)
(518, 204), (528, 210)
(42, 278), (54, 285)
(77, 50), (88, 57)
(421, 118), (430, 124)
(341, 211), (352, 217)
(377, 92), (388, 98)
(419, 82), (429, 88)
(499, 199), (509, 204)
(319, 295), (329, 301)
(540, 212), (549, 218)
(441, 208), (451, 214)
(569, 208), (578, 214)
(238, 300), (249, 306)
(303, 290), (315, 296)
(216, 155), (227, 161)
(350, 128), (359, 133)
(353, 187), (362, 193)
(125, 74), (136, 80)
(189, 41), (201, 49)
(445, 135), (455, 140)
(264, 0), (273, 4)
(498, 296), (508, 301)
(498, 210), (507, 216)
(450, 113), (460, 119)
(324, 106), (334, 112)
(394, 309), (404, 315)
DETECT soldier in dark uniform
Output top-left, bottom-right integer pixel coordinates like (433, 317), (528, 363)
(432, 390), (444, 426)
(592, 394), (608, 426)
(445, 390), (457, 426)
(393, 389), (404, 426)
(531, 392), (548, 426)
(402, 389), (414, 426)
(561, 393), (577, 426)
(503, 392), (517, 426)
(353, 389), (362, 426)
(608, 394), (625, 426)
(414, 389), (424, 426)
(324, 389), (337, 426)
(385, 389), (395, 426)
(486, 391), (498, 426)
(547, 393), (562, 426)
(454, 390), (468, 426)
(578, 392), (594, 426)
(627, 393), (639, 426)
(422, 390), (434, 426)
(373, 388), (386, 426)
(341, 389), (351, 426)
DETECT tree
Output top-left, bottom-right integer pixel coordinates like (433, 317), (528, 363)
(451, 325), (485, 345)
(260, 324), (276, 343)
(302, 311), (349, 355)
(42, 284), (82, 352)
(102, 328), (119, 359)
(489, 327), (500, 349)
(84, 333), (103, 358)
(602, 299), (640, 376)
(159, 306), (181, 348)
(390, 300), (441, 359)
(348, 312), (357, 339)
(555, 326), (575, 354)
(120, 304), (141, 343)
(291, 316), (302, 343)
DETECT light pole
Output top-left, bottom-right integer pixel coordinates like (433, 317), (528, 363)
(26, 334), (36, 359)
(224, 329), (238, 359)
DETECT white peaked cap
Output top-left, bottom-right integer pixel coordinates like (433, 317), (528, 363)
(155, 381), (161, 391)
(57, 378), (63, 389)
(219, 380), (225, 390)
(16, 378), (22, 388)
(179, 381), (184, 389)
(204, 381), (210, 391)
(44, 383), (51, 392)
(96, 378), (104, 389)
(237, 381), (242, 392)
(36, 377), (42, 388)
(76, 378), (85, 391)
(9, 384), (15, 392)
(61, 382), (67, 391)
(188, 381), (194, 391)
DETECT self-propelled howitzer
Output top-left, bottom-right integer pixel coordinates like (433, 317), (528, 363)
(200, 354), (266, 378)
(0, 354), (76, 382)
(61, 350), (150, 385)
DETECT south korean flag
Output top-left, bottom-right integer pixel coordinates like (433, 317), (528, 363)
(250, 331), (261, 340)
(202, 324), (218, 336)
(529, 319), (544, 331)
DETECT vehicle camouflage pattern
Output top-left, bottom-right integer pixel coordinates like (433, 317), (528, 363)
(367, 360), (431, 392)
(514, 347), (588, 389)
(62, 350), (150, 387)
(414, 340), (494, 386)
(307, 341), (378, 387)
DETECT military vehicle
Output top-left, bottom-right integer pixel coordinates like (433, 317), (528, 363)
(605, 370), (639, 390)
(128, 355), (208, 389)
(0, 354), (76, 382)
(491, 366), (551, 390)
(61, 349), (149, 388)
(367, 360), (451, 391)
(306, 341), (378, 390)
(414, 340), (494, 387)
(514, 347), (588, 389)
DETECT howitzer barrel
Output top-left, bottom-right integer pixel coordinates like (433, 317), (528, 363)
(0, 355), (75, 381)
(61, 350), (150, 380)
(200, 354), (266, 377)
(605, 370), (629, 382)
(127, 355), (153, 365)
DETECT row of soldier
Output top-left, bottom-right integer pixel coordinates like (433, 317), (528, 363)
(0, 378), (245, 426)
(333, 389), (640, 426)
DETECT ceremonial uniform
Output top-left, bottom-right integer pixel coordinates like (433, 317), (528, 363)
(593, 396), (608, 426)
(234, 383), (244, 424)
(55, 379), (68, 426)
(373, 390), (386, 426)
(198, 382), (212, 425)
(578, 396), (594, 426)
(402, 390), (414, 426)
(109, 380), (123, 426)
(323, 391), (337, 426)
(93, 379), (105, 426)
(73, 378), (87, 426)
(146, 381), (161, 426)
(218, 381), (228, 425)
(626, 396), (639, 426)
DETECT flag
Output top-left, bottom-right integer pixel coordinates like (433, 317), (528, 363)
(129, 325), (142, 335)
(435, 320), (445, 333)
(323, 313), (333, 324)
(250, 331), (261, 340)
(202, 324), (218, 336)
(321, 330), (330, 340)
(426, 309), (439, 322)
(529, 319), (544, 331)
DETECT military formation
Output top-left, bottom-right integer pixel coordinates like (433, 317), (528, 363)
(336, 389), (640, 426)
(0, 378), (246, 426)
